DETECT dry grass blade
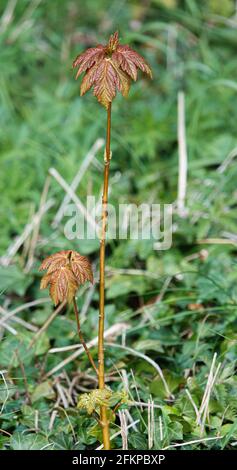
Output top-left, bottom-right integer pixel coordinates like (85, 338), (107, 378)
(95, 419), (140, 450)
(55, 380), (68, 409)
(28, 301), (66, 349)
(124, 409), (139, 432)
(105, 342), (173, 398)
(48, 396), (60, 431)
(197, 238), (237, 246)
(148, 397), (155, 449)
(118, 410), (128, 450)
(177, 90), (188, 216)
(1, 298), (50, 325)
(0, 305), (38, 333)
(130, 368), (143, 411)
(46, 323), (129, 377)
(25, 175), (51, 272)
(198, 352), (217, 419)
(52, 138), (104, 227)
(0, 199), (55, 266)
(131, 401), (162, 409)
(49, 167), (99, 233)
(0, 318), (17, 335)
(162, 435), (223, 450)
(159, 415), (163, 442)
(185, 388), (200, 424)
(0, 371), (9, 415)
(0, 0), (17, 34)
(199, 359), (222, 435)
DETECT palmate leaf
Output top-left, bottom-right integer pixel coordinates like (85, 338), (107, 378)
(10, 432), (49, 450)
(107, 30), (119, 52)
(113, 45), (153, 81)
(70, 251), (94, 285)
(110, 59), (131, 98)
(93, 60), (117, 107)
(39, 250), (93, 305)
(80, 63), (100, 96)
(73, 31), (152, 108)
(49, 266), (78, 306)
(39, 250), (70, 273)
(40, 272), (52, 289)
(77, 389), (113, 415)
(73, 45), (105, 78)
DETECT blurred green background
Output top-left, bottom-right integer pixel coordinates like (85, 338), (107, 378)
(1, 0), (237, 451)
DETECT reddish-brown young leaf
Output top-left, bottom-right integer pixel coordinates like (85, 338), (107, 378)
(111, 60), (130, 98)
(73, 31), (152, 108)
(93, 59), (117, 107)
(106, 30), (119, 53)
(39, 250), (70, 273)
(73, 45), (105, 79)
(39, 250), (93, 306)
(70, 251), (94, 285)
(113, 45), (152, 81)
(49, 266), (78, 306)
(40, 272), (52, 290)
(80, 63), (101, 96)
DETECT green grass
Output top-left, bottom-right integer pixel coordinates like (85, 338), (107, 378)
(1, 0), (237, 450)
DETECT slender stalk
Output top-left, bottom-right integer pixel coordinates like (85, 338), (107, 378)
(98, 102), (112, 450)
(72, 297), (98, 375)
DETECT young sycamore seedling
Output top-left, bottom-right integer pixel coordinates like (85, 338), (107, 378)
(40, 31), (152, 450)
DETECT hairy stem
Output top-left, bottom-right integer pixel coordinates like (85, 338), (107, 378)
(98, 103), (112, 450)
(72, 297), (98, 375)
